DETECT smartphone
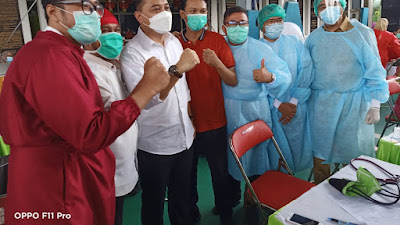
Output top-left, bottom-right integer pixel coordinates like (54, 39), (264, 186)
(286, 213), (323, 225)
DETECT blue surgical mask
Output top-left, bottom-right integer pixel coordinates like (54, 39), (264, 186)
(186, 14), (208, 31)
(57, 7), (101, 45)
(97, 32), (124, 59)
(264, 23), (284, 40)
(6, 57), (13, 63)
(226, 26), (249, 44)
(320, 6), (342, 25)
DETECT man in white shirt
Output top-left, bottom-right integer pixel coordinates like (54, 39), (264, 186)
(83, 9), (138, 225)
(120, 0), (199, 224)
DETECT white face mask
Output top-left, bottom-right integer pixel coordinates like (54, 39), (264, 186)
(141, 11), (172, 34)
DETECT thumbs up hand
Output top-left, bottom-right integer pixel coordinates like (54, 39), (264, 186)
(253, 59), (273, 83)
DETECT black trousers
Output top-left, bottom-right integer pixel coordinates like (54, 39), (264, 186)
(138, 147), (194, 225)
(115, 196), (125, 225)
(191, 126), (241, 218)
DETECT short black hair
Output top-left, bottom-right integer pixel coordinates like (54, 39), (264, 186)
(41, 0), (60, 21)
(133, 0), (145, 11)
(223, 6), (247, 24)
(180, 0), (207, 10)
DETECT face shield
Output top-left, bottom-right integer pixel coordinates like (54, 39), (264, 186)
(317, 0), (343, 25)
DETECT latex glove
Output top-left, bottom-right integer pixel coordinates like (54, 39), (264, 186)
(365, 107), (380, 125)
(278, 103), (297, 125)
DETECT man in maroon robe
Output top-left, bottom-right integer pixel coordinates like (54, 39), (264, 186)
(0, 0), (197, 224)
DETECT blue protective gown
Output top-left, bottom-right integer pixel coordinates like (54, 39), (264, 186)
(223, 37), (291, 181)
(260, 34), (314, 173)
(305, 19), (389, 164)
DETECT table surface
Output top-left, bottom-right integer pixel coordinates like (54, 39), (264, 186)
(269, 155), (400, 225)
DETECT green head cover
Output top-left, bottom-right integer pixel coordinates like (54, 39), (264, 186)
(314, 0), (347, 16)
(257, 4), (286, 30)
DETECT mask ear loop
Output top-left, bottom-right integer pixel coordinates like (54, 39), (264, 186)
(55, 6), (73, 30)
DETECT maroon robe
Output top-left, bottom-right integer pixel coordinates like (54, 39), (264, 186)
(0, 31), (140, 225)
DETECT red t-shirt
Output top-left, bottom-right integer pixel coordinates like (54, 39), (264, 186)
(179, 30), (235, 133)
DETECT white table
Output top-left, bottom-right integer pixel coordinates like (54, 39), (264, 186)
(269, 155), (400, 225)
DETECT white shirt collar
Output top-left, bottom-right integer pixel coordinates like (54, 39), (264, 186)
(136, 27), (172, 51)
(84, 52), (115, 69)
(44, 26), (63, 36)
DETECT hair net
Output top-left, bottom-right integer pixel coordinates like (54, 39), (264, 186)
(257, 4), (286, 30)
(314, 0), (347, 16)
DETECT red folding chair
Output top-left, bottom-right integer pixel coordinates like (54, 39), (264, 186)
(378, 78), (400, 142)
(229, 120), (315, 224)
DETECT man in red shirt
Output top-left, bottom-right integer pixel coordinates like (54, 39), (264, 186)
(0, 0), (197, 224)
(178, 0), (238, 224)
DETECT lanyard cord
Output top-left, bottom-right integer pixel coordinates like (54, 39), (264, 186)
(350, 158), (400, 183)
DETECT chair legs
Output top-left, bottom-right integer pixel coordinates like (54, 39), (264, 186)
(243, 185), (269, 225)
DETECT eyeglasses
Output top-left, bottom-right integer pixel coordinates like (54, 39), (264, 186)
(265, 18), (283, 25)
(225, 20), (249, 27)
(55, 0), (104, 17)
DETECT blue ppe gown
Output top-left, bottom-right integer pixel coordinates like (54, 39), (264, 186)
(304, 19), (389, 164)
(260, 34), (314, 173)
(223, 37), (291, 181)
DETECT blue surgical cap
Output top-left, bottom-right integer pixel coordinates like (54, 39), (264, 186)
(257, 4), (286, 30)
(314, 0), (347, 16)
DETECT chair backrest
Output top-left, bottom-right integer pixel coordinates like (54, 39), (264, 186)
(230, 120), (273, 159)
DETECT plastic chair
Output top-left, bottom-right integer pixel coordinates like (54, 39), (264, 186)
(229, 120), (315, 223)
(378, 78), (400, 142)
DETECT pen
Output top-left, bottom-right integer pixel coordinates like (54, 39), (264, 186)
(326, 217), (360, 225)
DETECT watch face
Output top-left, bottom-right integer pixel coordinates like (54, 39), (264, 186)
(168, 65), (177, 75)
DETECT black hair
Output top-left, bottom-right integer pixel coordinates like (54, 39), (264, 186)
(42, 0), (58, 20)
(133, 0), (145, 11)
(223, 6), (247, 24)
(180, 0), (207, 11)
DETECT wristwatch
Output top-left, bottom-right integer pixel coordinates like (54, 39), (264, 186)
(168, 65), (183, 78)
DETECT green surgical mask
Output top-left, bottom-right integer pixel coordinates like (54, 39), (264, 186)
(226, 26), (249, 44)
(397, 33), (400, 39)
(186, 14), (208, 31)
(97, 32), (123, 59)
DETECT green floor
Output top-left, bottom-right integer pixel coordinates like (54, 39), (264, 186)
(122, 102), (394, 225)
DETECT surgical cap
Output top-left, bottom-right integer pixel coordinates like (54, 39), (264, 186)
(257, 4), (286, 30)
(314, 0), (347, 16)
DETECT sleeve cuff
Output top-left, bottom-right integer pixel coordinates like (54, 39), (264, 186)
(371, 99), (381, 108)
(289, 97), (299, 105)
(274, 99), (282, 109)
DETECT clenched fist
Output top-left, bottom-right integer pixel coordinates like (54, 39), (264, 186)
(142, 57), (170, 95)
(203, 48), (221, 68)
(176, 48), (200, 74)
(253, 59), (273, 83)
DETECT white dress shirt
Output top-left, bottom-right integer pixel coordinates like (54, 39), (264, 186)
(120, 28), (194, 155)
(84, 53), (139, 197)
